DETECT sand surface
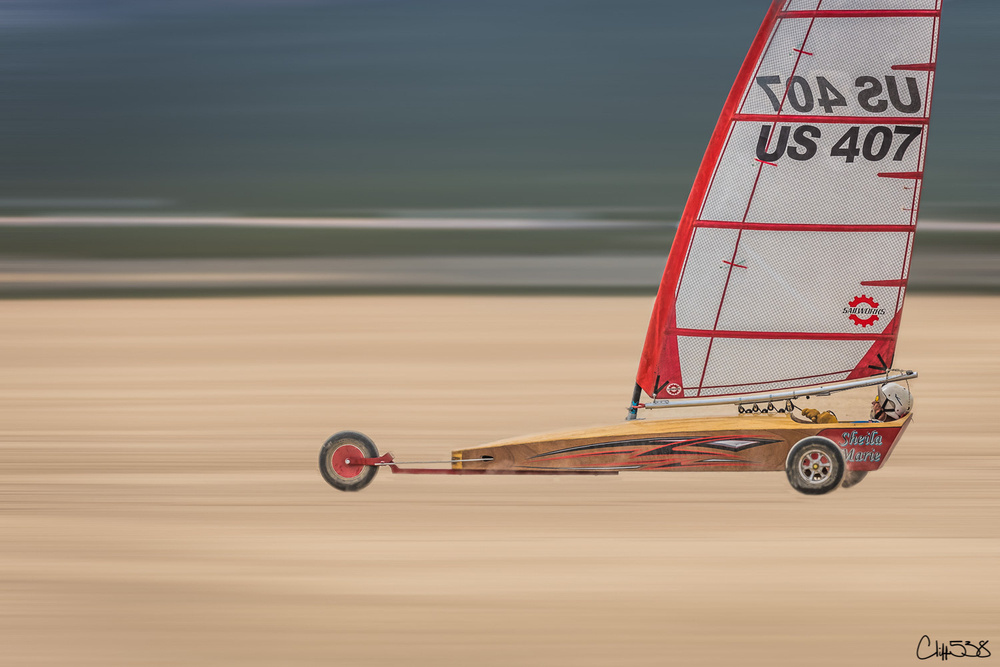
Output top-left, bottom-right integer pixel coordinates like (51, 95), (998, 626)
(1, 295), (998, 666)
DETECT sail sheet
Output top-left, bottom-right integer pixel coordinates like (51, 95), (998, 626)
(637, 0), (941, 399)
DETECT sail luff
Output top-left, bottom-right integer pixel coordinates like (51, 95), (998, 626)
(637, 0), (785, 399)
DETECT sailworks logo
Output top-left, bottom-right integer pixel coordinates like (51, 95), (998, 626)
(845, 295), (885, 327)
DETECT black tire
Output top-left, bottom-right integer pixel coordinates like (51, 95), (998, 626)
(841, 470), (868, 489)
(319, 431), (379, 492)
(785, 437), (845, 495)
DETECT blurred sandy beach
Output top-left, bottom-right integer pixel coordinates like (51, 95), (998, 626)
(2, 294), (997, 666)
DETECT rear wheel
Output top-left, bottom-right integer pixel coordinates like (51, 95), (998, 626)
(841, 470), (868, 489)
(786, 437), (844, 495)
(319, 431), (379, 492)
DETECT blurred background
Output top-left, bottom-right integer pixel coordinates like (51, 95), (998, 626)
(4, 4), (999, 665)
(1, 0), (997, 295)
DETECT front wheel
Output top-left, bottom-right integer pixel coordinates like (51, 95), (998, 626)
(319, 431), (379, 492)
(786, 437), (845, 495)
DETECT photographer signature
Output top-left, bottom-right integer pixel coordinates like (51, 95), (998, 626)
(917, 635), (991, 660)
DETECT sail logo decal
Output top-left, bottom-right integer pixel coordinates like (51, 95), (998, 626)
(653, 375), (683, 397)
(845, 295), (885, 327)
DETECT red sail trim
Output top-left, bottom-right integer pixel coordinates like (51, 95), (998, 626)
(695, 220), (916, 233)
(635, 0), (785, 399)
(672, 328), (893, 341)
(733, 114), (929, 125)
(877, 171), (923, 179)
(860, 279), (908, 287)
(847, 314), (900, 380)
(892, 63), (936, 71)
(779, 10), (940, 19)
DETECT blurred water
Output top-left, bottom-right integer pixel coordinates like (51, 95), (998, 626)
(1, 0), (996, 220)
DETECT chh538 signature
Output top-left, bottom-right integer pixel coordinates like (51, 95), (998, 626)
(917, 635), (991, 660)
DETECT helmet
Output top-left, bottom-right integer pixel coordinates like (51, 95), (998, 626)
(871, 382), (913, 421)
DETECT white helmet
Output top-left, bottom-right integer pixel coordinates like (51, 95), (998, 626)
(871, 382), (913, 421)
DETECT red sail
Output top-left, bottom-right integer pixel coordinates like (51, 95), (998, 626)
(637, 0), (941, 400)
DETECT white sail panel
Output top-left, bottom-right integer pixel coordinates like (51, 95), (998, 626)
(695, 338), (873, 395)
(725, 231), (909, 330)
(701, 122), (926, 225)
(674, 229), (911, 333)
(677, 336), (713, 393)
(673, 228), (740, 330)
(636, 0), (940, 399)
(739, 16), (937, 118)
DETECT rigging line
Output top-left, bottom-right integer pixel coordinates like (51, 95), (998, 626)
(696, 3), (821, 397)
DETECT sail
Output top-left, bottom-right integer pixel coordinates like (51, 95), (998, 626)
(637, 0), (941, 399)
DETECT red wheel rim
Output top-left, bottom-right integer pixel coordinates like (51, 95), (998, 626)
(330, 444), (365, 478)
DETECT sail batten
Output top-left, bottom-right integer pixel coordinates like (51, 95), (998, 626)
(779, 10), (939, 19)
(732, 114), (929, 123)
(637, 0), (941, 400)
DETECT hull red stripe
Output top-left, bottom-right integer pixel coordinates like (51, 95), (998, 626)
(779, 10), (940, 18)
(531, 449), (638, 463)
(733, 113), (928, 125)
(695, 220), (916, 233)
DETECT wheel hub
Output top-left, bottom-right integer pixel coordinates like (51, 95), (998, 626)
(798, 449), (832, 484)
(330, 444), (365, 478)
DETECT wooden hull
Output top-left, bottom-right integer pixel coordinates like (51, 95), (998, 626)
(453, 413), (911, 474)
